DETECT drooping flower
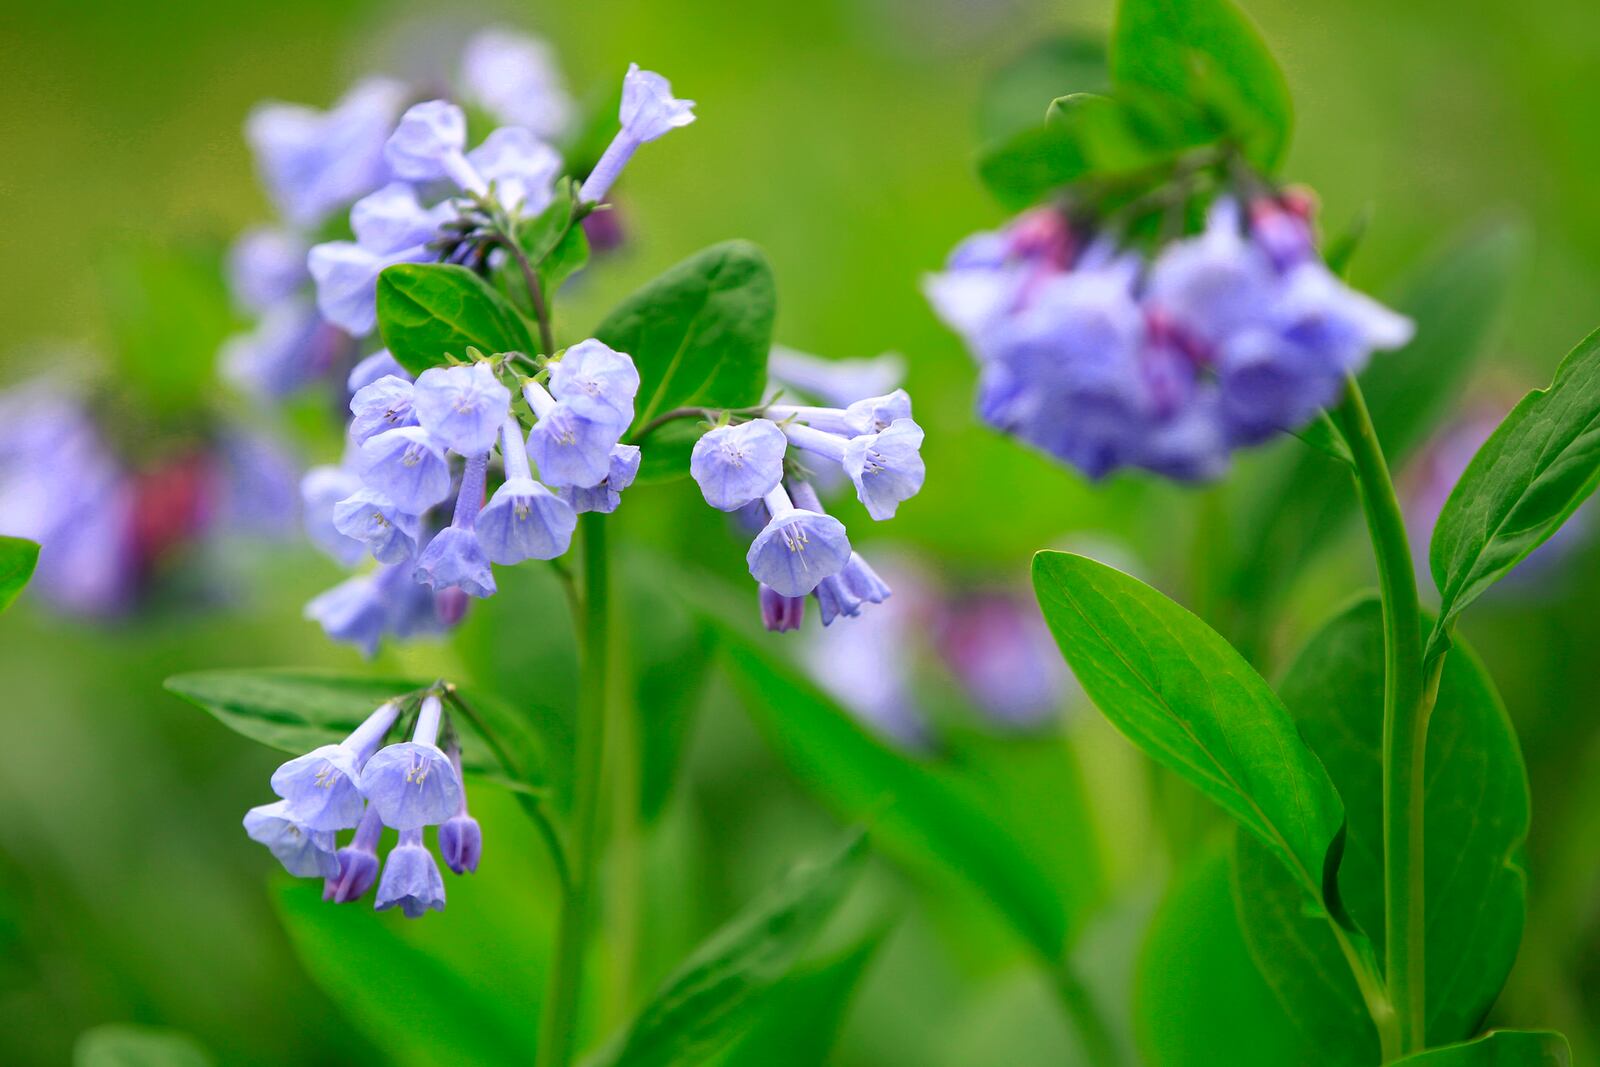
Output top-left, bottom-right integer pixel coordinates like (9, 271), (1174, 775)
(559, 444), (641, 515)
(759, 584), (807, 632)
(332, 488), (421, 565)
(549, 339), (641, 427)
(374, 828), (447, 918)
(414, 452), (496, 598)
(579, 65), (696, 204)
(459, 28), (573, 139)
(523, 380), (626, 489)
(412, 363), (512, 456)
(348, 374), (419, 444)
(746, 483), (851, 597)
(325, 805), (384, 903)
(781, 419), (926, 521)
(358, 695), (463, 830)
(243, 800), (339, 878)
(270, 701), (401, 830)
(812, 552), (893, 626)
(437, 745), (482, 875)
(356, 426), (454, 513)
(477, 417), (577, 563)
(691, 419), (787, 511)
(304, 558), (446, 657)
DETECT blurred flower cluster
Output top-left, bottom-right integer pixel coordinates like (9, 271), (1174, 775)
(245, 693), (482, 916)
(0, 378), (296, 616)
(926, 194), (1414, 481)
(689, 348), (926, 630)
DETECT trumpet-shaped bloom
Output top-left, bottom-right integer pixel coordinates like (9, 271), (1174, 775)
(759, 584), (806, 632)
(374, 828), (446, 918)
(414, 452), (495, 597)
(746, 485), (850, 597)
(580, 64), (696, 203)
(244, 801), (339, 878)
(348, 375), (418, 444)
(332, 489), (421, 564)
(271, 701), (401, 830)
(524, 381), (624, 489)
(560, 444), (641, 515)
(478, 478), (576, 562)
(325, 805), (384, 903)
(413, 363), (511, 456)
(813, 552), (892, 626)
(767, 389), (912, 437)
(459, 29), (572, 139)
(691, 420), (786, 511)
(437, 747), (481, 875)
(358, 696), (462, 830)
(357, 427), (453, 513)
(841, 418), (926, 520)
(549, 340), (640, 426)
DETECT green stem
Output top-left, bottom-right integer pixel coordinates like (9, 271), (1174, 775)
(1050, 961), (1124, 1067)
(1332, 376), (1427, 1057)
(603, 599), (643, 1025)
(536, 516), (610, 1067)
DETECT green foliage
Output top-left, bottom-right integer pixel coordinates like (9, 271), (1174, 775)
(1391, 1031), (1572, 1066)
(1030, 551), (1343, 909)
(597, 241), (775, 441)
(74, 1025), (213, 1067)
(1136, 848), (1304, 1065)
(707, 606), (1102, 963)
(519, 179), (592, 295)
(102, 243), (236, 418)
(0, 536), (38, 614)
(1430, 327), (1600, 650)
(377, 263), (537, 373)
(978, 34), (1109, 145)
(1111, 0), (1293, 170)
(585, 833), (867, 1067)
(1234, 599), (1528, 1054)
(164, 669), (548, 794)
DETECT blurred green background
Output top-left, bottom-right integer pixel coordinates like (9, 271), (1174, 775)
(3, 0), (1599, 1063)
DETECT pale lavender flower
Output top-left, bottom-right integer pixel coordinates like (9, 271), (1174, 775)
(357, 426), (453, 513)
(412, 363), (511, 456)
(349, 374), (418, 444)
(459, 28), (573, 138)
(549, 339), (640, 427)
(243, 800), (339, 878)
(384, 100), (479, 191)
(308, 239), (435, 337)
(358, 695), (462, 830)
(467, 126), (561, 217)
(351, 182), (455, 255)
(766, 389), (912, 437)
(227, 227), (309, 313)
(523, 380), (624, 489)
(580, 64), (695, 204)
(375, 828), (446, 918)
(332, 488), (421, 564)
(746, 483), (851, 597)
(300, 465), (368, 566)
(271, 701), (401, 830)
(478, 418), (576, 562)
(348, 350), (410, 393)
(812, 551), (892, 626)
(325, 805), (384, 903)
(691, 420), (786, 511)
(414, 451), (495, 597)
(559, 444), (641, 515)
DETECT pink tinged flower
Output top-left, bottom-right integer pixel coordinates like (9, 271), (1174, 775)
(325, 805), (384, 903)
(760, 584), (807, 632)
(437, 746), (481, 875)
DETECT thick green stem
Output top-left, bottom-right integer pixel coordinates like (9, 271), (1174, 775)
(536, 516), (610, 1067)
(1333, 377), (1428, 1056)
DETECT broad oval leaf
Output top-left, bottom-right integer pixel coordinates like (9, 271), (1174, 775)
(585, 833), (867, 1067)
(377, 262), (537, 374)
(1031, 551), (1343, 906)
(1430, 327), (1600, 645)
(1111, 0), (1293, 170)
(1136, 848), (1305, 1066)
(596, 241), (775, 440)
(1390, 1031), (1571, 1066)
(1234, 598), (1528, 1054)
(0, 535), (39, 613)
(164, 668), (547, 793)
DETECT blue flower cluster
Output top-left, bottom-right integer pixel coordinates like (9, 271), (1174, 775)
(687, 354), (926, 631)
(925, 196), (1414, 481)
(244, 694), (481, 916)
(304, 343), (642, 654)
(221, 30), (581, 398)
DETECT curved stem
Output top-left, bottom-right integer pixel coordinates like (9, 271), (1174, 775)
(499, 233), (557, 357)
(537, 515), (610, 1067)
(1332, 376), (1427, 1057)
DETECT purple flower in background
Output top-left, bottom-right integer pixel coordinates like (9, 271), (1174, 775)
(468, 126), (562, 217)
(384, 99), (474, 187)
(325, 806), (384, 903)
(459, 28), (573, 139)
(243, 801), (339, 879)
(308, 240), (432, 338)
(271, 701), (401, 831)
(375, 828), (447, 918)
(692, 420), (787, 511)
(580, 64), (696, 204)
(358, 695), (462, 830)
(304, 558), (446, 657)
(220, 299), (342, 399)
(348, 350), (410, 394)
(301, 465), (368, 566)
(413, 363), (511, 456)
(767, 346), (907, 409)
(351, 182), (455, 256)
(227, 227), (309, 313)
(246, 78), (405, 229)
(934, 591), (1070, 728)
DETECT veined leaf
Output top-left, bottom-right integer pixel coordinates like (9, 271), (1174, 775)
(1031, 551), (1344, 909)
(74, 1024), (214, 1067)
(1111, 0), (1293, 170)
(0, 536), (39, 613)
(1391, 1030), (1571, 1066)
(377, 263), (537, 373)
(1430, 327), (1600, 650)
(596, 241), (775, 438)
(164, 669), (547, 793)
(1234, 599), (1528, 1054)
(585, 833), (867, 1067)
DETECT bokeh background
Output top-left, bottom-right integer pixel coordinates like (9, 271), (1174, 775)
(3, 0), (1599, 1063)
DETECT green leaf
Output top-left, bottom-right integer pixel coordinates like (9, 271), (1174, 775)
(978, 33), (1109, 145)
(595, 241), (775, 437)
(163, 669), (547, 793)
(1111, 0), (1293, 170)
(1030, 551), (1344, 908)
(1430, 327), (1600, 646)
(377, 263), (537, 373)
(1390, 1031), (1571, 1066)
(1220, 224), (1525, 654)
(74, 1024), (214, 1067)
(1234, 599), (1528, 1053)
(704, 603), (1102, 963)
(586, 833), (867, 1067)
(1136, 848), (1305, 1066)
(0, 536), (39, 613)
(519, 179), (592, 294)
(710, 929), (885, 1067)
